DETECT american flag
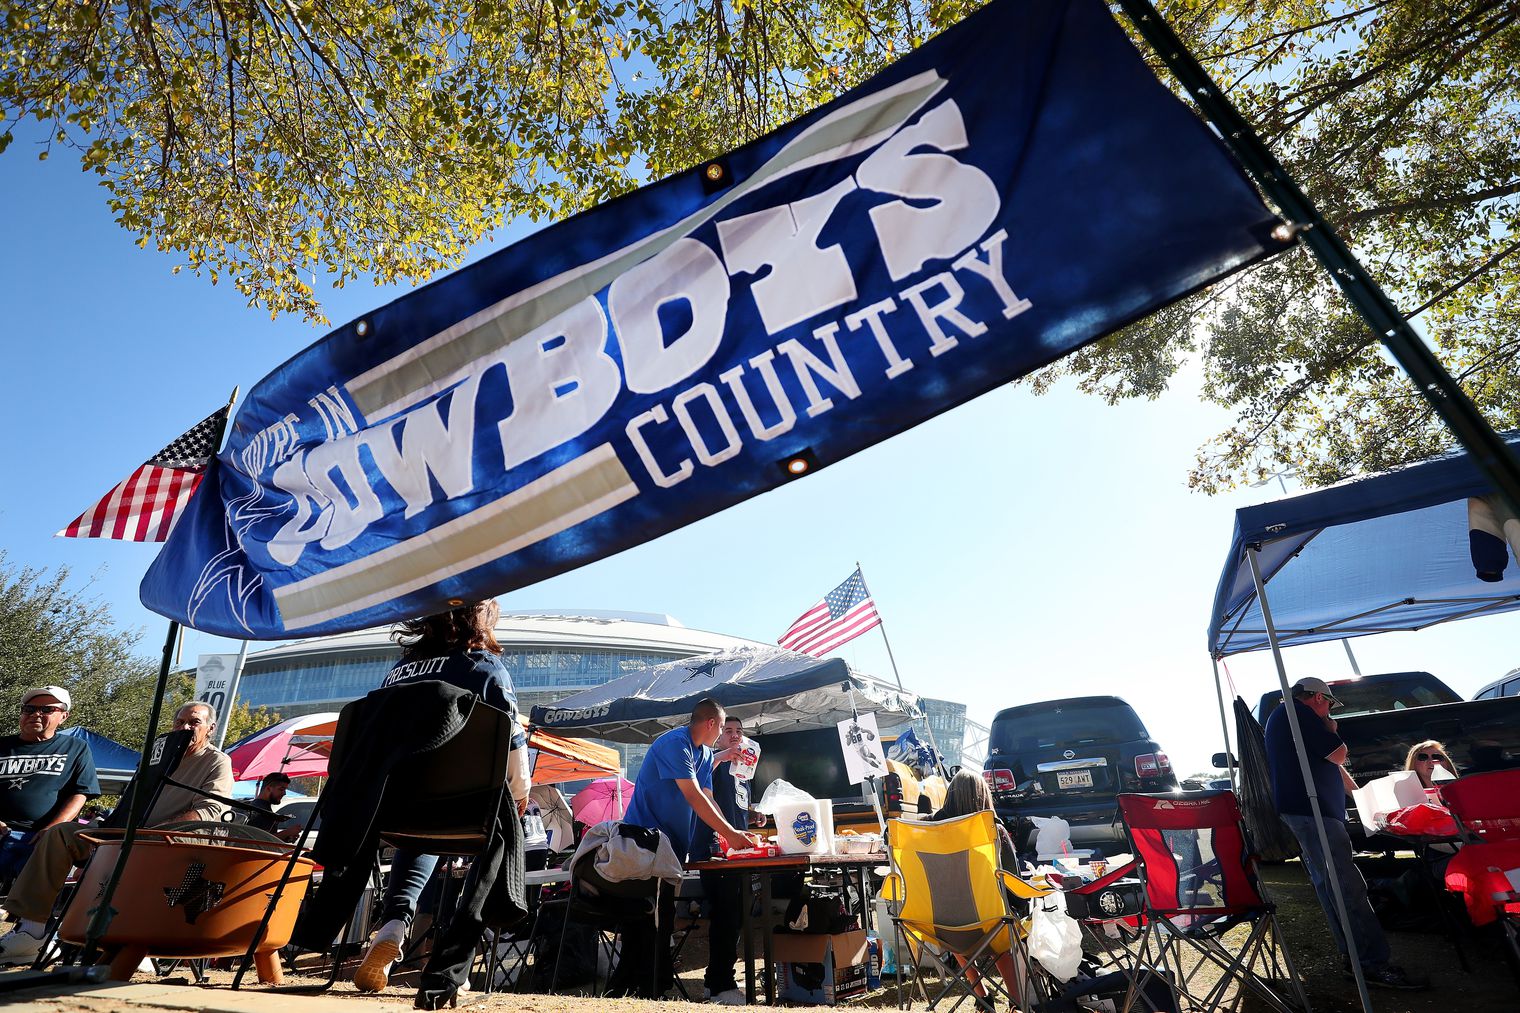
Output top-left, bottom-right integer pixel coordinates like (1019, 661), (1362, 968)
(777, 568), (881, 657)
(58, 406), (228, 542)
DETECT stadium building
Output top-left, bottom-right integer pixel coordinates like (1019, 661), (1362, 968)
(223, 609), (966, 774)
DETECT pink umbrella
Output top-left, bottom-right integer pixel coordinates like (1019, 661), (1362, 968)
(226, 713), (340, 781)
(571, 776), (635, 825)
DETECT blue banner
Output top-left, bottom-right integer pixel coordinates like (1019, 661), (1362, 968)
(144, 0), (1288, 638)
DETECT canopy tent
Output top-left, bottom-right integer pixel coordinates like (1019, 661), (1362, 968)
(1209, 430), (1520, 657)
(59, 727), (139, 770)
(524, 723), (621, 784)
(1204, 433), (1520, 1013)
(59, 727), (140, 793)
(528, 645), (923, 743)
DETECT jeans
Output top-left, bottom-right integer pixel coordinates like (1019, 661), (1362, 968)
(1281, 814), (1390, 967)
(380, 850), (440, 927)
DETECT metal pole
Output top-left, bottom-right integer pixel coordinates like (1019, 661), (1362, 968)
(1210, 657), (1237, 791)
(856, 563), (950, 779)
(1113, 0), (1520, 519)
(1341, 639), (1364, 678)
(1248, 547), (1374, 1013)
(214, 638), (251, 749)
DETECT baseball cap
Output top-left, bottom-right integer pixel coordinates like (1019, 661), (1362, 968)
(21, 685), (72, 710)
(1292, 677), (1341, 707)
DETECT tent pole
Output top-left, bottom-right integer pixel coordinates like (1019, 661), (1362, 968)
(1248, 546), (1374, 1013)
(1113, 0), (1520, 518)
(1341, 639), (1364, 678)
(1210, 657), (1237, 791)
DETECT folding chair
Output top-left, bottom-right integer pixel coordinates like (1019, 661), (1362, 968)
(884, 812), (1043, 1013)
(1442, 771), (1520, 984)
(237, 690), (521, 996)
(1117, 790), (1310, 1013)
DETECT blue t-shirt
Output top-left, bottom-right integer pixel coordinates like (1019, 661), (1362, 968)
(624, 725), (713, 861)
(1264, 698), (1347, 821)
(379, 649), (527, 749)
(0, 733), (101, 831)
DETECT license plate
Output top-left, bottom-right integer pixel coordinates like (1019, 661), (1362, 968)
(1057, 769), (1094, 790)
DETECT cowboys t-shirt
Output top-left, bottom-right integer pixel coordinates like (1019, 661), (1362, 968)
(0, 733), (101, 831)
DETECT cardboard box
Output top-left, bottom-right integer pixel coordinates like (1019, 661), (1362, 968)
(773, 930), (869, 1004)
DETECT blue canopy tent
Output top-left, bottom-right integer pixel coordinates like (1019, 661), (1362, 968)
(1204, 432), (1520, 997)
(58, 727), (140, 793)
(1210, 430), (1520, 658)
(529, 645), (922, 743)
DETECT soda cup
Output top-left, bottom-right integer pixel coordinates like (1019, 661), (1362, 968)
(731, 736), (761, 780)
(1090, 858), (1108, 879)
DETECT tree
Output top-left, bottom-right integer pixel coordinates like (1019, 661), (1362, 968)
(5, 1), (1516, 488)
(220, 697), (282, 747)
(1032, 0), (1520, 490)
(0, 551), (162, 748)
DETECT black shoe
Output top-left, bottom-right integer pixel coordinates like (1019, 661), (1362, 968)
(1362, 964), (1430, 991)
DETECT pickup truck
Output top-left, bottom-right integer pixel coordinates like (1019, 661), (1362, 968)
(1254, 671), (1520, 832)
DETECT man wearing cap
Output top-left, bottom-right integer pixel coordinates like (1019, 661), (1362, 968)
(1265, 677), (1427, 991)
(0, 688), (100, 873)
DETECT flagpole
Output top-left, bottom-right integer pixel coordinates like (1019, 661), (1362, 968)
(1114, 0), (1520, 517)
(81, 385), (239, 965)
(856, 563), (950, 780)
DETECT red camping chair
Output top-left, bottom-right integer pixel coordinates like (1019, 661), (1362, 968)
(1443, 770), (1520, 843)
(1117, 790), (1309, 1013)
(1442, 771), (1520, 983)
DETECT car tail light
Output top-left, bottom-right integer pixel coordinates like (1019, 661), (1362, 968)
(1156, 751), (1172, 772)
(985, 768), (1016, 792)
(1135, 753), (1161, 777)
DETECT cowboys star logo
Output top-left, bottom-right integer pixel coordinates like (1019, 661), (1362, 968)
(3, 777), (27, 790)
(164, 861), (226, 925)
(681, 658), (722, 682)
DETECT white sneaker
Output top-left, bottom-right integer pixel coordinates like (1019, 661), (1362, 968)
(710, 988), (747, 1005)
(0, 926), (44, 967)
(353, 919), (406, 993)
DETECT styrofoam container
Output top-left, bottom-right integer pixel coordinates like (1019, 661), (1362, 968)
(775, 799), (827, 854)
(1351, 770), (1425, 821)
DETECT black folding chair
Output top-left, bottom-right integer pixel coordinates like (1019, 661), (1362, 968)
(236, 689), (521, 994)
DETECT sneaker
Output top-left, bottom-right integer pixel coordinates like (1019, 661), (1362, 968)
(709, 988), (747, 1005)
(1363, 964), (1430, 991)
(0, 926), (44, 967)
(353, 919), (406, 993)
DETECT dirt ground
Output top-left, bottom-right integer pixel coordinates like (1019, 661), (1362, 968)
(10, 855), (1517, 1012)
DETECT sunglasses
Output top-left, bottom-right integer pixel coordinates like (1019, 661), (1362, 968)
(1414, 753), (1447, 763)
(21, 704), (66, 715)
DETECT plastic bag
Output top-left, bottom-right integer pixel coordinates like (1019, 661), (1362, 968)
(754, 778), (816, 815)
(1029, 815), (1072, 857)
(1384, 802), (1459, 838)
(1027, 897), (1082, 981)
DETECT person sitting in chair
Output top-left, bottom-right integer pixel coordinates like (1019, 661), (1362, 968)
(0, 687), (100, 887)
(1404, 740), (1458, 792)
(0, 701), (232, 966)
(930, 771), (1026, 1009)
(245, 772), (291, 835)
(351, 599), (530, 995)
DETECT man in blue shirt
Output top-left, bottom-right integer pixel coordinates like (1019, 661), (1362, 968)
(1265, 677), (1426, 991)
(696, 716), (765, 1003)
(613, 699), (757, 998)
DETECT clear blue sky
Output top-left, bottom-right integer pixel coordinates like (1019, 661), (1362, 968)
(4, 124), (1518, 777)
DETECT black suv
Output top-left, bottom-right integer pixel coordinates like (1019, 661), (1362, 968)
(983, 695), (1176, 848)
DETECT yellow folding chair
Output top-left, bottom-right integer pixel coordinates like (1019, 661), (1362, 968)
(884, 811), (1051, 1012)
